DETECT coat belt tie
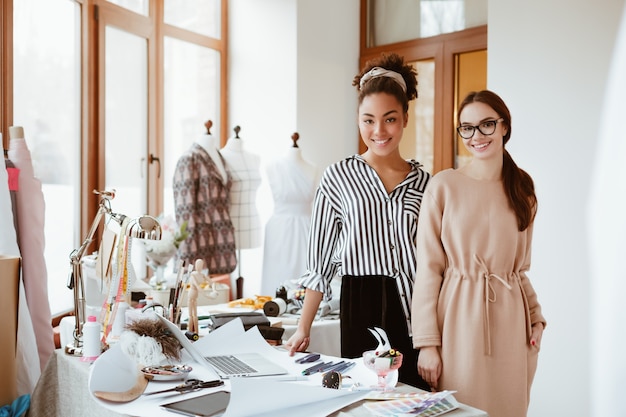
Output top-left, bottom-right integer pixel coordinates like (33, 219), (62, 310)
(474, 254), (512, 355)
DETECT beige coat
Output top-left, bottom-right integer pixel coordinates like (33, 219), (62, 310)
(412, 169), (546, 417)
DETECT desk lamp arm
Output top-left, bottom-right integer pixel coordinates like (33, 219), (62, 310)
(66, 190), (124, 355)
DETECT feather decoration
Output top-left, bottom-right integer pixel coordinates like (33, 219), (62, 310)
(122, 317), (182, 363)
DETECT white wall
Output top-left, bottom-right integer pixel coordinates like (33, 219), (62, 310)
(229, 0), (359, 168)
(588, 6), (626, 416)
(228, 0), (359, 296)
(489, 1), (625, 416)
(229, 1), (626, 416)
(296, 0), (361, 169)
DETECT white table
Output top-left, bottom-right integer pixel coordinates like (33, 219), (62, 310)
(28, 349), (488, 417)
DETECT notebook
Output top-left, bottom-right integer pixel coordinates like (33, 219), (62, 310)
(156, 314), (288, 379)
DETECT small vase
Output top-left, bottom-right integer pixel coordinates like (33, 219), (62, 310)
(150, 265), (168, 290)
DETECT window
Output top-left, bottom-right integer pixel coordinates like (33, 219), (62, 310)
(3, 0), (227, 316)
(12, 0), (80, 314)
(360, 0), (487, 173)
(365, 0), (487, 46)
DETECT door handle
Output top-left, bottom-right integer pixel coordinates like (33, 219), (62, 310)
(149, 153), (161, 178)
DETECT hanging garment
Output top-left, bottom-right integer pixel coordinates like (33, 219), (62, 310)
(173, 143), (237, 274)
(1, 154), (40, 396)
(9, 136), (55, 373)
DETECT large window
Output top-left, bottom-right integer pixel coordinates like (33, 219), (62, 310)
(360, 0), (487, 174)
(365, 0), (487, 46)
(12, 0), (80, 314)
(4, 0), (227, 316)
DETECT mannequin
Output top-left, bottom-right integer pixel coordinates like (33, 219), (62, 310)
(220, 126), (263, 249)
(285, 134), (318, 181)
(261, 133), (319, 295)
(172, 120), (237, 275)
(195, 120), (227, 184)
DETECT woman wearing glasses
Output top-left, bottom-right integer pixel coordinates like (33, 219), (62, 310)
(411, 90), (546, 417)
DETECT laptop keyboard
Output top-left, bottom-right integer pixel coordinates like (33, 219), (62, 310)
(204, 355), (258, 375)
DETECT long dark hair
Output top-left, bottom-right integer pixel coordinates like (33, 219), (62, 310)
(458, 90), (537, 231)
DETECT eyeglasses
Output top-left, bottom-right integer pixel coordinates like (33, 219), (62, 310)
(456, 118), (504, 139)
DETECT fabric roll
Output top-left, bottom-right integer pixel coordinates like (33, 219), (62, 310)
(1, 150), (40, 395)
(8, 134), (55, 374)
(5, 158), (19, 234)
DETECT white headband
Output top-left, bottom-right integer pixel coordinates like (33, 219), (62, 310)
(359, 67), (407, 93)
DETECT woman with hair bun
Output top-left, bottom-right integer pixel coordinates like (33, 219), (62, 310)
(285, 52), (430, 390)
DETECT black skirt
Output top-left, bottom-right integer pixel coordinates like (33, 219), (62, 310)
(340, 275), (429, 391)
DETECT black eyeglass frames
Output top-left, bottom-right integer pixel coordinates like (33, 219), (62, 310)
(456, 118), (504, 139)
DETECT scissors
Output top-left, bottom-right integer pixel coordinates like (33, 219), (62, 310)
(143, 378), (224, 396)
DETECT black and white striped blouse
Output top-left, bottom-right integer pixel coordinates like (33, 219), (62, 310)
(299, 154), (431, 332)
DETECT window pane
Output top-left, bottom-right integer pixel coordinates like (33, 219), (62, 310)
(13, 0), (80, 315)
(367, 0), (487, 46)
(106, 0), (148, 16)
(104, 26), (148, 277)
(164, 0), (221, 38)
(454, 49), (487, 168)
(162, 37), (220, 218)
(401, 60), (435, 174)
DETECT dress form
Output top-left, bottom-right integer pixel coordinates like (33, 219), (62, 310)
(195, 120), (227, 184)
(286, 133), (318, 184)
(172, 120), (237, 275)
(220, 126), (263, 249)
(261, 132), (319, 295)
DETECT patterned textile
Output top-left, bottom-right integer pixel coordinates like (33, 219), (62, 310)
(172, 143), (237, 274)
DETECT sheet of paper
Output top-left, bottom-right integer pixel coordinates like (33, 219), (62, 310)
(96, 227), (117, 280)
(223, 377), (369, 417)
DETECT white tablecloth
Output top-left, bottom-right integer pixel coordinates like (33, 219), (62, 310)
(280, 316), (341, 357)
(28, 349), (488, 417)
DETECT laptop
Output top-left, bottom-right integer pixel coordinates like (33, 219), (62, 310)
(156, 314), (287, 379)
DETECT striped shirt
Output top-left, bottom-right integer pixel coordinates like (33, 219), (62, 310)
(299, 154), (431, 333)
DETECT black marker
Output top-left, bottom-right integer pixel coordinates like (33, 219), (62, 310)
(295, 353), (321, 364)
(318, 361), (345, 373)
(302, 361), (332, 376)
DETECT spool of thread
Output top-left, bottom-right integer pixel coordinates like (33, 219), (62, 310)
(81, 316), (102, 361)
(263, 298), (287, 317)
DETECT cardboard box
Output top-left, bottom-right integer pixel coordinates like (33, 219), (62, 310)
(0, 256), (20, 406)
